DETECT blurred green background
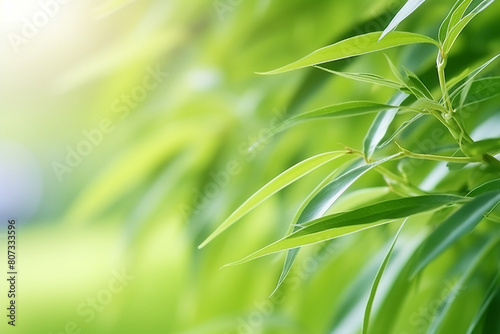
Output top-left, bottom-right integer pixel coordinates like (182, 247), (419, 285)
(0, 0), (499, 333)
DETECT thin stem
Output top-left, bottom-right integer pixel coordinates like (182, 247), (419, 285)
(437, 51), (453, 113)
(396, 142), (482, 164)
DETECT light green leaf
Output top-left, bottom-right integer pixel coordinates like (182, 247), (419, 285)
(198, 151), (345, 248)
(274, 154), (400, 293)
(380, 0), (427, 41)
(438, 0), (463, 43)
(443, 0), (495, 54)
(364, 92), (409, 159)
(411, 190), (500, 277)
(377, 114), (425, 149)
(402, 66), (434, 100)
(363, 220), (406, 334)
(224, 195), (466, 265)
(259, 32), (439, 75)
(314, 66), (404, 90)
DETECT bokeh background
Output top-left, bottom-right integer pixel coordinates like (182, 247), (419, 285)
(1, 0), (499, 333)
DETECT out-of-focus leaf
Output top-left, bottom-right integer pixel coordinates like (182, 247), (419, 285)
(463, 138), (500, 158)
(411, 190), (500, 277)
(198, 151), (345, 248)
(259, 32), (439, 75)
(443, 0), (495, 53)
(428, 234), (500, 334)
(364, 92), (409, 159)
(314, 66), (404, 90)
(466, 271), (500, 334)
(363, 220), (406, 334)
(274, 154), (400, 293)
(380, 0), (427, 40)
(224, 195), (466, 265)
(93, 0), (136, 19)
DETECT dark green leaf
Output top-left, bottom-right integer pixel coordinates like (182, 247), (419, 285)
(411, 190), (500, 277)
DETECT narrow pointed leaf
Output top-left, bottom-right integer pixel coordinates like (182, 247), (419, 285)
(438, 0), (463, 43)
(467, 179), (500, 197)
(466, 271), (500, 334)
(403, 66), (434, 100)
(274, 154), (400, 292)
(443, 0), (495, 53)
(363, 220), (406, 334)
(380, 0), (427, 40)
(314, 66), (404, 89)
(411, 190), (500, 277)
(449, 54), (499, 99)
(199, 151), (345, 248)
(428, 234), (500, 334)
(364, 92), (409, 159)
(225, 195), (466, 265)
(259, 32), (439, 75)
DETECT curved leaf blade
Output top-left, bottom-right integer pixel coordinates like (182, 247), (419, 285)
(364, 92), (409, 159)
(198, 151), (345, 248)
(411, 190), (500, 277)
(362, 220), (406, 334)
(259, 32), (439, 75)
(380, 0), (427, 40)
(274, 155), (400, 293)
(224, 195), (466, 265)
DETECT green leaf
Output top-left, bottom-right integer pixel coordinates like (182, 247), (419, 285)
(456, 76), (500, 109)
(380, 0), (427, 41)
(362, 220), (406, 334)
(443, 0), (495, 54)
(467, 179), (500, 197)
(402, 66), (434, 100)
(411, 190), (500, 277)
(224, 195), (466, 265)
(259, 32), (439, 75)
(447, 0), (475, 32)
(314, 66), (404, 90)
(364, 92), (409, 159)
(463, 138), (500, 158)
(279, 102), (417, 133)
(438, 0), (463, 43)
(427, 234), (500, 334)
(449, 54), (500, 100)
(198, 151), (345, 248)
(466, 270), (500, 334)
(274, 154), (400, 293)
(377, 114), (425, 149)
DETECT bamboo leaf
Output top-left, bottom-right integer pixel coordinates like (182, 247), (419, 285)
(224, 195), (466, 265)
(443, 0), (495, 54)
(467, 179), (500, 197)
(364, 92), (409, 159)
(314, 66), (404, 90)
(380, 0), (427, 40)
(362, 220), (406, 334)
(259, 32), (439, 75)
(198, 151), (345, 248)
(273, 154), (400, 293)
(411, 190), (500, 277)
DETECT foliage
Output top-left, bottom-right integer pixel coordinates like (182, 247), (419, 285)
(202, 0), (500, 332)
